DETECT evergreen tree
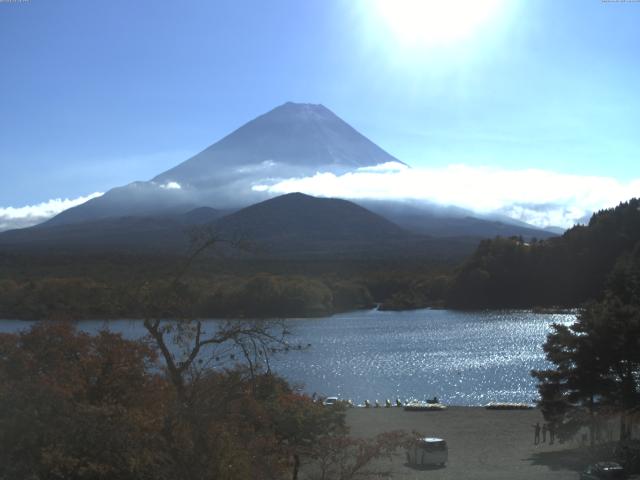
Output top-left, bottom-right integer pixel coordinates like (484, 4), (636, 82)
(532, 246), (640, 443)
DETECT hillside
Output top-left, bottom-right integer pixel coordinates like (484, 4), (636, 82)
(358, 200), (556, 240)
(215, 193), (407, 252)
(446, 198), (640, 308)
(0, 208), (226, 253)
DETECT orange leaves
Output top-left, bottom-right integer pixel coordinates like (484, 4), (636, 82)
(0, 322), (167, 480)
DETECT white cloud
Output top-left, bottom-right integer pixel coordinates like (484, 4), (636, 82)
(356, 161), (408, 173)
(253, 164), (640, 228)
(159, 181), (182, 190)
(0, 192), (103, 232)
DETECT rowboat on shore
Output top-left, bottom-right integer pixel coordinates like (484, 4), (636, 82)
(403, 401), (447, 411)
(485, 402), (533, 410)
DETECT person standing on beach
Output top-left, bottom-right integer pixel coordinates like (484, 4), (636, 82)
(533, 422), (541, 445)
(542, 423), (548, 443)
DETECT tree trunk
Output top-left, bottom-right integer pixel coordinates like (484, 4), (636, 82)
(292, 453), (300, 480)
(589, 395), (595, 447)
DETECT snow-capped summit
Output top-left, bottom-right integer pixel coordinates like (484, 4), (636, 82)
(154, 101), (404, 187)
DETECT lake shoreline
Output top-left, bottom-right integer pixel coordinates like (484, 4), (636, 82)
(0, 310), (577, 406)
(0, 305), (580, 322)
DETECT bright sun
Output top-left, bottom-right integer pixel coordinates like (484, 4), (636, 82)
(372, 0), (504, 48)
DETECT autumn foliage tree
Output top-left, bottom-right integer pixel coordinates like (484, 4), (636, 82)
(0, 323), (166, 480)
(0, 322), (354, 480)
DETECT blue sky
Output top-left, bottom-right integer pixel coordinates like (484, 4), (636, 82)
(0, 0), (639, 227)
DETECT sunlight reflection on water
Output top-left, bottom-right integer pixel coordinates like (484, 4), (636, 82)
(0, 308), (575, 406)
(269, 309), (575, 405)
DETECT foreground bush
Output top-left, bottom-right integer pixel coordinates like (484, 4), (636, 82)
(0, 323), (350, 480)
(0, 322), (404, 480)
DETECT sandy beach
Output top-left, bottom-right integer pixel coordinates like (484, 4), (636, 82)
(324, 406), (618, 480)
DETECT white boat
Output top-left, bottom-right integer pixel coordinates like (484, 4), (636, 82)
(403, 401), (447, 411)
(485, 402), (533, 410)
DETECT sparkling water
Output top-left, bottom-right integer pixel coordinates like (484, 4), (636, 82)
(0, 308), (575, 406)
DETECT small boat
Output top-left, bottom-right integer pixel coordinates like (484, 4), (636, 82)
(484, 402), (533, 410)
(403, 401), (447, 411)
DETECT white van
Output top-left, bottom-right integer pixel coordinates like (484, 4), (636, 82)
(406, 437), (448, 467)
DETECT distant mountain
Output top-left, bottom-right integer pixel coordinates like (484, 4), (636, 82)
(0, 207), (226, 253)
(46, 102), (403, 226)
(543, 226), (566, 235)
(0, 193), (481, 261)
(356, 200), (556, 240)
(214, 193), (406, 252)
(211, 193), (482, 259)
(155, 102), (404, 187)
(179, 207), (228, 225)
(3, 101), (557, 255)
(2, 193), (410, 254)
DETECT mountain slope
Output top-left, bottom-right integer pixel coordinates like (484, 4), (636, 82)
(46, 102), (402, 226)
(0, 194), (408, 254)
(447, 198), (640, 308)
(213, 193), (483, 258)
(356, 200), (557, 239)
(0, 207), (226, 253)
(155, 102), (404, 187)
(0, 193), (482, 262)
(215, 193), (406, 245)
(7, 100), (556, 253)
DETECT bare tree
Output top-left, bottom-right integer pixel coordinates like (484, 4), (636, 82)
(306, 431), (409, 480)
(140, 226), (291, 402)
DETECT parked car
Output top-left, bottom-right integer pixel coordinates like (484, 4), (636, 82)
(580, 462), (626, 479)
(323, 396), (339, 406)
(405, 437), (448, 467)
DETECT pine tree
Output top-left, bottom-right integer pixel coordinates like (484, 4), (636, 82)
(532, 246), (640, 443)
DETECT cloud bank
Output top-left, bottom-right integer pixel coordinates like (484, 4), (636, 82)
(2, 164), (636, 233)
(254, 163), (640, 228)
(0, 192), (103, 232)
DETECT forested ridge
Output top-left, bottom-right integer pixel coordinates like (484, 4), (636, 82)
(532, 231), (640, 454)
(0, 252), (451, 320)
(447, 198), (640, 309)
(3, 198), (639, 319)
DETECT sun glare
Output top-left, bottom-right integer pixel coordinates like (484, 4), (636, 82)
(372, 0), (504, 48)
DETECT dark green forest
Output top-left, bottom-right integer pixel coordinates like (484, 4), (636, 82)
(532, 236), (640, 455)
(447, 198), (640, 309)
(2, 198), (640, 319)
(0, 251), (451, 320)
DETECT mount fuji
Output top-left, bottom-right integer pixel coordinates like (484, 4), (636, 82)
(0, 102), (556, 254)
(47, 102), (403, 226)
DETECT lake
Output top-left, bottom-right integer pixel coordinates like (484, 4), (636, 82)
(0, 308), (575, 406)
